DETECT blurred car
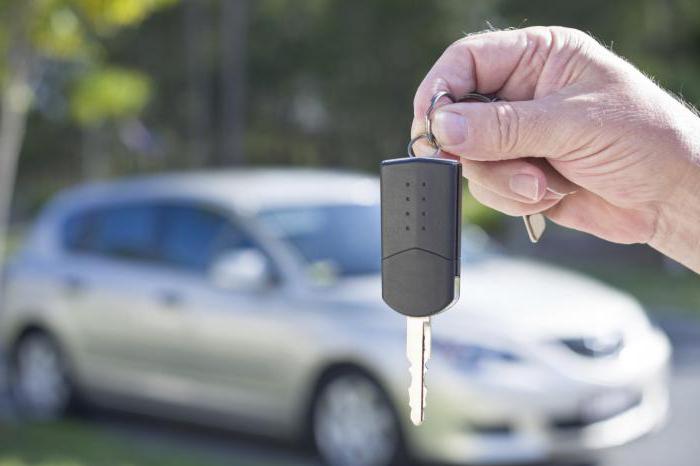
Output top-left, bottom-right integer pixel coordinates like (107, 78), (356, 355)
(0, 169), (671, 466)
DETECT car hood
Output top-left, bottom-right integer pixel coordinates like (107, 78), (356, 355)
(321, 257), (647, 341)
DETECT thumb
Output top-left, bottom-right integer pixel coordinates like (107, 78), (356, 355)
(431, 99), (571, 160)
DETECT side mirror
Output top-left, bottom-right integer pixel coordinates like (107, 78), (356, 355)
(209, 249), (271, 292)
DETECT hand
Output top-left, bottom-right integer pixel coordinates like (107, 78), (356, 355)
(411, 26), (700, 272)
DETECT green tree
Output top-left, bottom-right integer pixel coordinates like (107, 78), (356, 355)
(0, 0), (175, 258)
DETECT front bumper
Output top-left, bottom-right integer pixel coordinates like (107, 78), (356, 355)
(405, 330), (671, 465)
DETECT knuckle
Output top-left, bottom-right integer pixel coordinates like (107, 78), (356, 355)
(548, 26), (590, 44)
(491, 103), (521, 154)
(523, 26), (554, 44)
(548, 26), (596, 54)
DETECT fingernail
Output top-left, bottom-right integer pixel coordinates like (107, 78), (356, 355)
(509, 174), (541, 201)
(544, 187), (577, 200)
(433, 111), (467, 146)
(544, 187), (566, 200)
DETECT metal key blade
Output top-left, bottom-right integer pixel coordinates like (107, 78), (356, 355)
(407, 316), (431, 426)
(523, 213), (546, 243)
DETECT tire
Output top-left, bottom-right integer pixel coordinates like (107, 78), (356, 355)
(10, 331), (74, 420)
(311, 369), (406, 466)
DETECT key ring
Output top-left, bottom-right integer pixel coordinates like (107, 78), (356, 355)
(408, 91), (500, 157)
(407, 91), (455, 157)
(406, 134), (433, 157)
(424, 91), (456, 148)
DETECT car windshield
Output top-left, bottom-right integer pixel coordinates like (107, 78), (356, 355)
(258, 204), (382, 276)
(257, 203), (492, 277)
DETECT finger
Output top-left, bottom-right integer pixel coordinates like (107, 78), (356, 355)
(468, 181), (561, 217)
(527, 158), (579, 197)
(408, 119), (434, 156)
(545, 191), (656, 244)
(461, 158), (577, 204)
(408, 118), (461, 161)
(409, 94), (459, 149)
(461, 159), (548, 204)
(413, 26), (586, 119)
(431, 97), (583, 159)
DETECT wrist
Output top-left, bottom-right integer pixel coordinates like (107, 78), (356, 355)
(649, 155), (700, 272)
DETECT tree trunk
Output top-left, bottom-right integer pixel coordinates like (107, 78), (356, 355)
(0, 0), (33, 264)
(0, 67), (31, 260)
(218, 0), (249, 166)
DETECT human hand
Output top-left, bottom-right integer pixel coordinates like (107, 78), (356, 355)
(411, 26), (700, 271)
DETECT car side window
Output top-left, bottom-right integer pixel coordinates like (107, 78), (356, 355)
(93, 205), (159, 261)
(159, 204), (254, 273)
(63, 204), (158, 262)
(63, 211), (94, 252)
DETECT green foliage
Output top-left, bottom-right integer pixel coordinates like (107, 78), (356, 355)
(70, 66), (151, 126)
(30, 1), (93, 60)
(22, 0), (177, 60)
(573, 263), (700, 312)
(0, 419), (297, 466)
(77, 0), (178, 33)
(1, 0), (178, 129)
(462, 186), (504, 232)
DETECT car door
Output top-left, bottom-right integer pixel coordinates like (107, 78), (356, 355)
(61, 202), (194, 401)
(155, 203), (307, 425)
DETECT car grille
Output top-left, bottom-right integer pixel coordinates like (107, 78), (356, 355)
(551, 394), (642, 430)
(560, 333), (624, 358)
(469, 422), (513, 436)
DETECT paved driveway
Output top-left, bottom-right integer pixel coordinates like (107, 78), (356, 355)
(601, 316), (700, 466)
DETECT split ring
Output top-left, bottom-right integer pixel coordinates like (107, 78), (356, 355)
(407, 133), (436, 158)
(410, 91), (500, 158)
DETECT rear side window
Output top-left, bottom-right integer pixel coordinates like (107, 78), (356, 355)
(63, 202), (258, 272)
(63, 211), (93, 251)
(63, 204), (158, 262)
(159, 205), (253, 272)
(93, 205), (158, 260)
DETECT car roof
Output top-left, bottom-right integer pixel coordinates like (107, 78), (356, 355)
(51, 168), (381, 215)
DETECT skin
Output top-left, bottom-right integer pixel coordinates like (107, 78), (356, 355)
(411, 26), (700, 273)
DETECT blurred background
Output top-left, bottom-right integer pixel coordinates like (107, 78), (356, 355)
(1, 1), (699, 466)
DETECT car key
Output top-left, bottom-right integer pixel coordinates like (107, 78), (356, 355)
(381, 155), (462, 425)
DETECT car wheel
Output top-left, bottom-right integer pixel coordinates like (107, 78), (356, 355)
(312, 370), (405, 466)
(11, 331), (73, 420)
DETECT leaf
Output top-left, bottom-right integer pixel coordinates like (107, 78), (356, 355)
(31, 3), (93, 60)
(75, 0), (178, 33)
(70, 66), (151, 126)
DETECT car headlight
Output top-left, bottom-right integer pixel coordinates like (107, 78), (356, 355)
(433, 340), (522, 372)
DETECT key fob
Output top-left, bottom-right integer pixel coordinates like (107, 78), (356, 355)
(381, 156), (462, 318)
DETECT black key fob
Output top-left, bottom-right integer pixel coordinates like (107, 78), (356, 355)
(381, 156), (462, 318)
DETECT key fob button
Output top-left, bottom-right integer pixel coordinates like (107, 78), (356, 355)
(382, 248), (456, 317)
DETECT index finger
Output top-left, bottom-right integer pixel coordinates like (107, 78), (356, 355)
(413, 26), (559, 120)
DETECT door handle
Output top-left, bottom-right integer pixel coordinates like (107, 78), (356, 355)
(157, 290), (184, 308)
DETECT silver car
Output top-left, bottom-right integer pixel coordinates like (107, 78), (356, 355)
(1, 169), (671, 466)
